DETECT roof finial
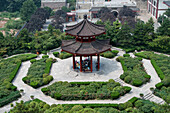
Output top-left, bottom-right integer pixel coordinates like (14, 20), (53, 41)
(84, 14), (87, 19)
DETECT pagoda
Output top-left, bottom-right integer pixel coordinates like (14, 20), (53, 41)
(61, 15), (111, 72)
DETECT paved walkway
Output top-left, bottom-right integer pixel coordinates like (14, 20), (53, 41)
(0, 48), (165, 113)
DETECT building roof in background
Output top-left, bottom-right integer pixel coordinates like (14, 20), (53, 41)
(163, 1), (170, 7)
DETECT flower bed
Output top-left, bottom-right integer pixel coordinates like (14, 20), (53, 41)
(41, 79), (131, 100)
(0, 54), (37, 107)
(118, 57), (151, 87)
(22, 58), (53, 88)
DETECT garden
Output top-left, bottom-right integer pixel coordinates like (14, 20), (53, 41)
(118, 55), (151, 87)
(22, 56), (55, 88)
(41, 79), (132, 100)
(53, 51), (72, 59)
(9, 97), (170, 113)
(100, 50), (119, 58)
(135, 51), (170, 103)
(0, 54), (37, 107)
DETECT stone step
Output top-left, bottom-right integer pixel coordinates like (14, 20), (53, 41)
(114, 78), (124, 84)
(144, 93), (154, 100)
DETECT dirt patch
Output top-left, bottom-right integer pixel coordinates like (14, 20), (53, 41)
(0, 20), (7, 28)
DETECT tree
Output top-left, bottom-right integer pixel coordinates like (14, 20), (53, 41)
(20, 0), (37, 21)
(157, 18), (170, 36)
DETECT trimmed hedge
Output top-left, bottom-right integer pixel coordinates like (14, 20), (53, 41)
(144, 74), (151, 79)
(9, 61), (21, 82)
(151, 59), (164, 80)
(53, 52), (59, 57)
(123, 86), (132, 93)
(111, 91), (120, 99)
(70, 81), (107, 86)
(42, 55), (49, 58)
(123, 54), (130, 57)
(132, 79), (143, 87)
(135, 52), (150, 59)
(44, 60), (52, 74)
(30, 59), (36, 63)
(128, 97), (139, 104)
(0, 91), (21, 107)
(120, 59), (128, 71)
(155, 82), (164, 89)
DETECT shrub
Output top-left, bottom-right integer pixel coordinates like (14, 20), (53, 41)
(124, 76), (132, 83)
(30, 81), (39, 88)
(11, 86), (17, 91)
(116, 56), (123, 62)
(111, 50), (119, 54)
(43, 73), (48, 78)
(9, 61), (21, 82)
(22, 77), (28, 83)
(137, 57), (143, 61)
(44, 61), (52, 74)
(155, 82), (163, 89)
(162, 77), (170, 87)
(46, 58), (53, 63)
(120, 60), (128, 71)
(151, 59), (164, 80)
(52, 59), (57, 63)
(30, 59), (36, 63)
(42, 55), (49, 58)
(54, 93), (62, 99)
(132, 79), (143, 87)
(123, 86), (132, 93)
(41, 88), (49, 93)
(102, 51), (115, 58)
(134, 100), (144, 108)
(144, 74), (151, 79)
(111, 91), (120, 99)
(120, 74), (126, 80)
(0, 91), (21, 107)
(53, 52), (59, 57)
(123, 54), (130, 57)
(128, 97), (138, 104)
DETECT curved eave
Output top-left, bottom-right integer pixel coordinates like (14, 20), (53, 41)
(65, 31), (106, 37)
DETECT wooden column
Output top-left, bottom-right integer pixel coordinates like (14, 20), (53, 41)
(80, 55), (82, 72)
(90, 56), (93, 72)
(97, 54), (100, 70)
(73, 54), (75, 69)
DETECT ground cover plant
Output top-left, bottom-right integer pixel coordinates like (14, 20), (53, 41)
(0, 54), (37, 107)
(9, 98), (170, 113)
(41, 79), (131, 100)
(53, 51), (72, 59)
(118, 56), (151, 86)
(135, 51), (170, 103)
(22, 58), (53, 88)
(100, 50), (119, 58)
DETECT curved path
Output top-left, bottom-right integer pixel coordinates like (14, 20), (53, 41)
(0, 48), (165, 113)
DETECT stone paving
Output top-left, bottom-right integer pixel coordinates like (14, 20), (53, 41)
(0, 48), (166, 113)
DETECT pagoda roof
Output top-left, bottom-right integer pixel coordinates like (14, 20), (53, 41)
(65, 15), (106, 37)
(61, 39), (111, 55)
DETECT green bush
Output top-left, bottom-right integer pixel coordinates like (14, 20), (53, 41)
(120, 60), (128, 71)
(44, 60), (52, 74)
(124, 76), (132, 83)
(151, 59), (164, 80)
(46, 58), (53, 63)
(54, 93), (62, 99)
(0, 91), (21, 107)
(30, 59), (36, 63)
(155, 82), (164, 89)
(120, 74), (126, 80)
(53, 52), (59, 57)
(123, 54), (130, 57)
(101, 51), (115, 58)
(41, 88), (49, 93)
(42, 55), (49, 58)
(111, 91), (120, 99)
(132, 79), (143, 87)
(11, 86), (17, 91)
(22, 77), (28, 83)
(59, 52), (72, 59)
(128, 97), (139, 104)
(9, 61), (21, 82)
(137, 57), (143, 61)
(30, 81), (39, 88)
(144, 74), (151, 79)
(123, 86), (132, 93)
(116, 56), (123, 62)
(134, 100), (144, 108)
(111, 50), (119, 54)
